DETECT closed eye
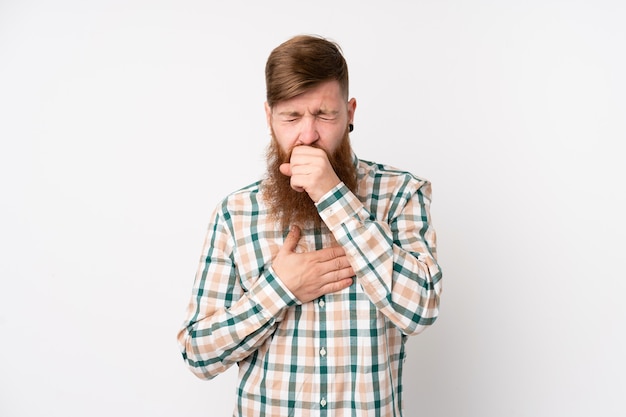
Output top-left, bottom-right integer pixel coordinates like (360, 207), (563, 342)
(276, 111), (301, 123)
(317, 111), (339, 121)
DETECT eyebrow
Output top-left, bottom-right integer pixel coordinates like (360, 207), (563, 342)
(276, 111), (302, 117)
(316, 109), (339, 116)
(276, 109), (339, 117)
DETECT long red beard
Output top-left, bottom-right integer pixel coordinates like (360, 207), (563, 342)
(262, 131), (357, 231)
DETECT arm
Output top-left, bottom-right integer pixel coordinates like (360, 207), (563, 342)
(177, 204), (297, 380)
(317, 179), (443, 336)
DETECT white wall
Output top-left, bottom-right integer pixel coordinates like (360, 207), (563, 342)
(1, 1), (624, 416)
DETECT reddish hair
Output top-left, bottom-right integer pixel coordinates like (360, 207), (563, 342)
(265, 35), (349, 107)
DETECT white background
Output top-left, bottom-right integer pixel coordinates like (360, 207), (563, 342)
(1, 1), (624, 416)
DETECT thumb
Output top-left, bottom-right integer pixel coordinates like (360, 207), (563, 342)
(279, 162), (292, 177)
(282, 225), (301, 253)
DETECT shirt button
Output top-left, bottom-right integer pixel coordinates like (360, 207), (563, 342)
(320, 398), (327, 407)
(318, 299), (325, 308)
(320, 347), (327, 357)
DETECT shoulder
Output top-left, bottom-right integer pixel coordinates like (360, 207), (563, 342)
(218, 180), (262, 208)
(209, 180), (264, 220)
(357, 158), (431, 193)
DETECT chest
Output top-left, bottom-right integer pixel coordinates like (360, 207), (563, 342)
(233, 224), (337, 292)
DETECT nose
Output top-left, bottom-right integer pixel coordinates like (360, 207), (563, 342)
(297, 116), (319, 145)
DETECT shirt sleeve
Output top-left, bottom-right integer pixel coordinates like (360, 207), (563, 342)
(316, 179), (443, 336)
(177, 204), (299, 380)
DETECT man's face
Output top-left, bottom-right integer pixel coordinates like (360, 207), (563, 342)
(262, 80), (357, 230)
(265, 80), (356, 156)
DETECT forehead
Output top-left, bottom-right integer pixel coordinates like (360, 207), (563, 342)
(272, 80), (345, 113)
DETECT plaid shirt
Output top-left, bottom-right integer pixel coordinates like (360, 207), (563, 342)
(178, 154), (443, 416)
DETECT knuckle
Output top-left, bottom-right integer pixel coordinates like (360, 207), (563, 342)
(334, 258), (342, 270)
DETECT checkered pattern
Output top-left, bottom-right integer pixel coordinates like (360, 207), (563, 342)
(178, 155), (443, 416)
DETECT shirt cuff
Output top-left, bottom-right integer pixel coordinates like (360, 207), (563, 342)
(316, 182), (368, 230)
(246, 266), (301, 322)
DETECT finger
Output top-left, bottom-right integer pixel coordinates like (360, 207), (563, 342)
(291, 145), (326, 159)
(315, 245), (346, 262)
(334, 256), (352, 274)
(290, 154), (326, 171)
(281, 225), (301, 253)
(321, 277), (354, 295)
(289, 177), (306, 193)
(317, 256), (354, 279)
(289, 149), (328, 171)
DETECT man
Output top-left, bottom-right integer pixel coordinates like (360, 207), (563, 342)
(178, 34), (442, 416)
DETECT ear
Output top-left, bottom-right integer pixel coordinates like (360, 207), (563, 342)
(347, 98), (357, 124)
(264, 102), (272, 128)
